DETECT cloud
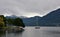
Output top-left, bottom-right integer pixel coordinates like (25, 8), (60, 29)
(0, 0), (60, 17)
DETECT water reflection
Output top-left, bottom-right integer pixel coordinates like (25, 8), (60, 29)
(0, 31), (6, 37)
(6, 29), (25, 37)
(0, 29), (25, 37)
(0, 27), (60, 37)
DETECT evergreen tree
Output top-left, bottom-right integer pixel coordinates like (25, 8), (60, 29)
(14, 18), (25, 27)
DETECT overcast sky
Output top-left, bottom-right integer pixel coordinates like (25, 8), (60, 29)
(0, 0), (60, 17)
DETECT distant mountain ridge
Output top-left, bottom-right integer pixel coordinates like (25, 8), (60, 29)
(39, 8), (60, 26)
(22, 16), (41, 26)
(6, 8), (60, 26)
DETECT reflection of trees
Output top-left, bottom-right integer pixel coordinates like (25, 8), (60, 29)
(0, 31), (5, 37)
(14, 30), (24, 37)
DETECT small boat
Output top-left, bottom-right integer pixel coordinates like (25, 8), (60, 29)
(35, 26), (40, 29)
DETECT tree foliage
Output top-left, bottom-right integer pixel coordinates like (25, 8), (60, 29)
(6, 18), (14, 25)
(6, 18), (25, 27)
(13, 18), (25, 27)
(0, 15), (6, 28)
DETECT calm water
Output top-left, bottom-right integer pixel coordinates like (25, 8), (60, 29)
(0, 27), (60, 37)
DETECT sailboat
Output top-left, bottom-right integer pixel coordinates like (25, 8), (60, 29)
(35, 16), (40, 29)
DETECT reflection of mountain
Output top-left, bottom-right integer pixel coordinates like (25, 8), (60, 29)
(6, 8), (60, 26)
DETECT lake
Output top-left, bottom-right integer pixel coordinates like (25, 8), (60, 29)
(0, 27), (60, 37)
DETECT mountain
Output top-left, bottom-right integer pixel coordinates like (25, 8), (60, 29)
(39, 8), (60, 26)
(6, 15), (41, 26)
(5, 8), (60, 26)
(6, 15), (18, 19)
(23, 8), (60, 26)
(6, 15), (27, 19)
(22, 16), (41, 26)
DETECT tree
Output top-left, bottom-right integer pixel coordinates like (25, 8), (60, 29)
(14, 18), (25, 27)
(0, 15), (6, 28)
(6, 18), (14, 25)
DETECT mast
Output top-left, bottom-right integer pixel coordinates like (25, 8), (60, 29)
(36, 17), (38, 26)
(36, 16), (38, 26)
(35, 16), (40, 29)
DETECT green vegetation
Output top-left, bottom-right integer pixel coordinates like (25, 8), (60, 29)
(0, 15), (25, 30)
(6, 18), (14, 25)
(6, 18), (25, 27)
(0, 15), (6, 29)
(13, 18), (25, 27)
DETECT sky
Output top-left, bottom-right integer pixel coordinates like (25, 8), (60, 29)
(0, 0), (60, 17)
